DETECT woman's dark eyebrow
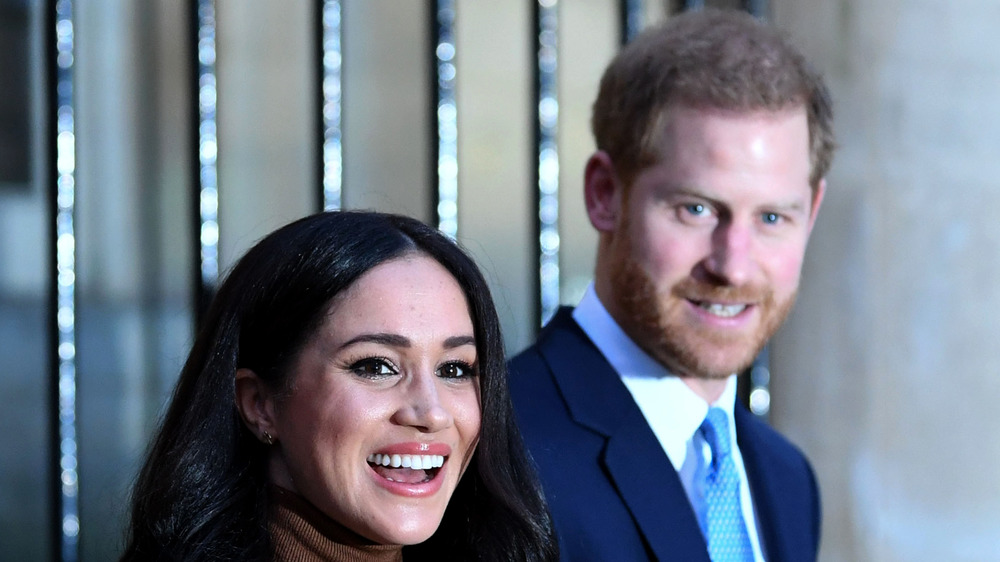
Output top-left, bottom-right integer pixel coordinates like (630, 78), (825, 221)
(443, 335), (476, 349)
(338, 333), (476, 351)
(339, 333), (410, 350)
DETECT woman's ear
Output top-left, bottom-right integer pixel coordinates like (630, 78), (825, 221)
(235, 368), (278, 445)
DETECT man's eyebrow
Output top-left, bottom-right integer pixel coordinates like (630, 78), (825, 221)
(757, 198), (810, 214)
(659, 185), (723, 205)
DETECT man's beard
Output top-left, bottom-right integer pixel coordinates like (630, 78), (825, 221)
(611, 251), (796, 380)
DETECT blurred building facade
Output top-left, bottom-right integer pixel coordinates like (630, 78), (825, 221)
(0, 1), (997, 560)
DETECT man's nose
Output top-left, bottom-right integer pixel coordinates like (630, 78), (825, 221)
(391, 372), (453, 433)
(703, 220), (755, 286)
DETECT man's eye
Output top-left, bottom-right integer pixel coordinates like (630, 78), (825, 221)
(350, 358), (397, 378)
(762, 212), (781, 224)
(685, 203), (708, 216)
(438, 361), (476, 379)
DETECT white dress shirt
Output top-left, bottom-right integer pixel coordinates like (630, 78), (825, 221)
(573, 285), (767, 562)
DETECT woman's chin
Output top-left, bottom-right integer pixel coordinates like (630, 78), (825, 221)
(355, 462), (458, 545)
(364, 519), (443, 546)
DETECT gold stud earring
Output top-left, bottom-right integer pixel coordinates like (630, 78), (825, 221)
(262, 430), (274, 445)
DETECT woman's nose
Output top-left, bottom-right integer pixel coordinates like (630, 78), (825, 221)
(391, 373), (453, 433)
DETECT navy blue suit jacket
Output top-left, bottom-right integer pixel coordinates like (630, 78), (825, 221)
(509, 308), (820, 561)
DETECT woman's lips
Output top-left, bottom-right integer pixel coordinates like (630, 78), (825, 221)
(365, 443), (451, 497)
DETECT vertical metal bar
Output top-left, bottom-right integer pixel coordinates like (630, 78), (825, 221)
(319, 0), (343, 211)
(743, 0), (770, 419)
(192, 0), (219, 327)
(534, 0), (560, 327)
(621, 0), (644, 44)
(49, 0), (80, 559)
(747, 346), (771, 418)
(433, 0), (458, 237)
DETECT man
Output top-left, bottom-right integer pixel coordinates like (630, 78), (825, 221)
(509, 9), (834, 562)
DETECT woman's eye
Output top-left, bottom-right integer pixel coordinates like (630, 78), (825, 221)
(350, 358), (397, 378)
(438, 361), (476, 379)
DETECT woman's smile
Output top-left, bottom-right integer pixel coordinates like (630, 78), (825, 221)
(366, 442), (452, 495)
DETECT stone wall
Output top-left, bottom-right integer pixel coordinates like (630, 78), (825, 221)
(770, 1), (1000, 559)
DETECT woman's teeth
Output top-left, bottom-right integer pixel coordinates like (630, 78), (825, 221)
(366, 453), (445, 470)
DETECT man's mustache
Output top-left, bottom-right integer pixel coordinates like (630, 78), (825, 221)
(671, 277), (773, 305)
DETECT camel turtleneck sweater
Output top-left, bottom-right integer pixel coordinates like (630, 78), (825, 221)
(269, 486), (403, 562)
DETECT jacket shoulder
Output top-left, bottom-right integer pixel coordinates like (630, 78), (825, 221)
(737, 407), (821, 560)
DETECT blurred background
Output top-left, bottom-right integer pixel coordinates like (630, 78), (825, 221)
(2, 0), (998, 560)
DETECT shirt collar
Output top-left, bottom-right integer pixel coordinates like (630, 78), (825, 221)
(573, 284), (738, 470)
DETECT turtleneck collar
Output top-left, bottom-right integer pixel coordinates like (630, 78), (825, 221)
(269, 485), (404, 562)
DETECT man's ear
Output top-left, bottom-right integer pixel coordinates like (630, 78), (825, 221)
(807, 178), (827, 234)
(235, 368), (278, 444)
(584, 151), (623, 233)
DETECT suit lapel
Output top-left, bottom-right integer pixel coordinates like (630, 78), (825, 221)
(736, 405), (797, 562)
(602, 410), (713, 561)
(536, 310), (710, 561)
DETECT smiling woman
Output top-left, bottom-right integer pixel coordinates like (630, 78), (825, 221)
(119, 212), (556, 561)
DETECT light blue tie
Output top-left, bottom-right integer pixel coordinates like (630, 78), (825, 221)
(701, 407), (754, 561)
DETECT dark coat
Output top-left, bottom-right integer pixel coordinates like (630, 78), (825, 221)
(509, 308), (820, 561)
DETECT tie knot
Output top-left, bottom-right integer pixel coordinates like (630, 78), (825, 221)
(701, 407), (732, 460)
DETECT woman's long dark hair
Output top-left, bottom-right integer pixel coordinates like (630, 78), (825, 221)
(120, 211), (556, 561)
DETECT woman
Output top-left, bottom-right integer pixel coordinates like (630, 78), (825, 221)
(121, 211), (556, 561)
